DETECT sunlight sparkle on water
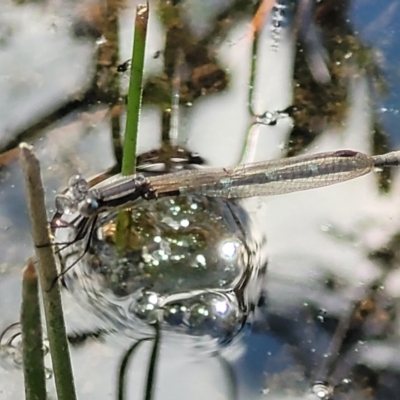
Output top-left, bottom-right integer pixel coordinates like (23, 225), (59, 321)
(153, 235), (162, 243)
(220, 239), (239, 260)
(148, 293), (158, 305)
(213, 300), (229, 316)
(180, 218), (190, 227)
(196, 254), (206, 267)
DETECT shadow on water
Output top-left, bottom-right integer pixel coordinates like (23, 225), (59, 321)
(2, 0), (400, 399)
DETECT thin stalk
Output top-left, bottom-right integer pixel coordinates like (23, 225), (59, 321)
(115, 208), (133, 253)
(247, 23), (260, 118)
(144, 322), (161, 400)
(117, 338), (151, 400)
(239, 0), (275, 164)
(238, 10), (261, 164)
(19, 143), (77, 400)
(21, 259), (47, 400)
(238, 122), (258, 164)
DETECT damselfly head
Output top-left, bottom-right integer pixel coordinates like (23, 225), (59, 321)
(55, 175), (90, 215)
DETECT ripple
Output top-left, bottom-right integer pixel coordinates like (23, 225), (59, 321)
(54, 189), (267, 346)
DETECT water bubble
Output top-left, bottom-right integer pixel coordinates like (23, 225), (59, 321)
(164, 304), (187, 326)
(129, 291), (161, 323)
(311, 381), (334, 399)
(54, 188), (265, 343)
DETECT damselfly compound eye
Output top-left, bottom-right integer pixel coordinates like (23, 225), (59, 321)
(68, 174), (84, 189)
(68, 175), (89, 201)
(77, 195), (99, 217)
(55, 194), (78, 215)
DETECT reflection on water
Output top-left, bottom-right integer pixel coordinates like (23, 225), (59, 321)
(0, 323), (22, 370)
(0, 322), (52, 379)
(55, 181), (267, 345)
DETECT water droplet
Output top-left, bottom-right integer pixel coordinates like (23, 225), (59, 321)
(45, 367), (53, 380)
(320, 223), (332, 232)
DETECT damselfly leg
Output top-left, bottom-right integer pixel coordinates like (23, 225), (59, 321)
(59, 215), (98, 275)
(49, 215), (91, 249)
(48, 215), (98, 290)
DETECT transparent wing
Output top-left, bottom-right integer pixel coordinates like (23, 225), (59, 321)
(148, 150), (375, 199)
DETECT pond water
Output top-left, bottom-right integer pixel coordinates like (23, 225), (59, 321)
(1, 0), (400, 399)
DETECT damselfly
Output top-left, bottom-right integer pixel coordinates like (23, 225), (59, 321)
(52, 148), (400, 279)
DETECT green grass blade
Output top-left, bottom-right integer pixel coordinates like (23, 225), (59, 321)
(121, 2), (149, 175)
